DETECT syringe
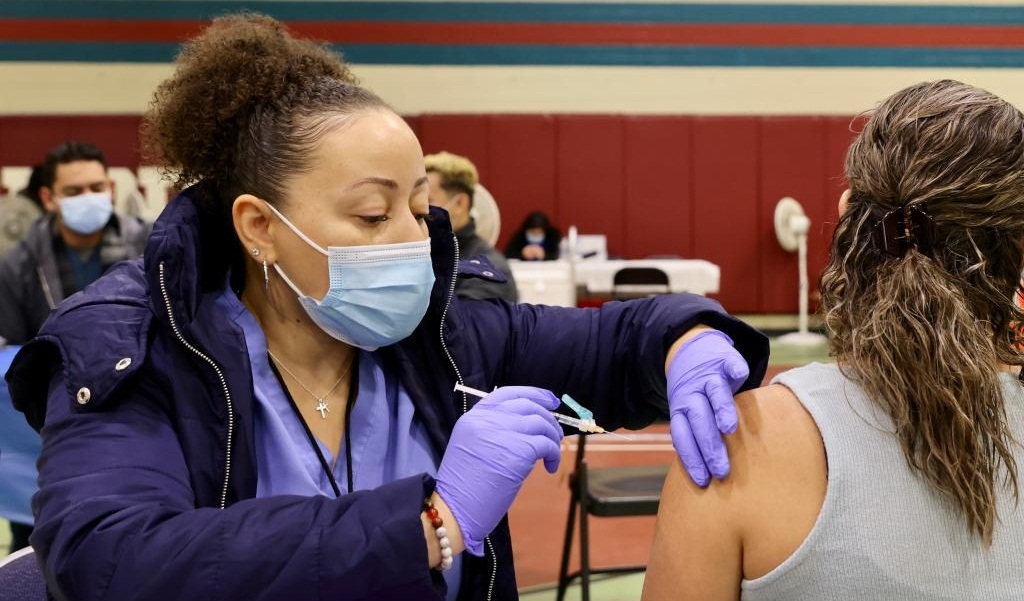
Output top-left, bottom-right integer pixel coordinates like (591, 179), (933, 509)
(453, 383), (631, 439)
(550, 412), (606, 434)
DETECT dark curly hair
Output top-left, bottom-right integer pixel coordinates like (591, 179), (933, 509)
(142, 12), (388, 209)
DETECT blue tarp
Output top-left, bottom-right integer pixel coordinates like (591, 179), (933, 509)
(0, 345), (40, 525)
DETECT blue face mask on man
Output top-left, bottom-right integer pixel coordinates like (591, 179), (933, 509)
(59, 192), (113, 235)
(264, 202), (435, 351)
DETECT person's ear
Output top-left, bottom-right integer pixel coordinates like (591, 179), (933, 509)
(233, 194), (278, 264)
(455, 192), (471, 213)
(39, 187), (58, 213)
(838, 188), (851, 216)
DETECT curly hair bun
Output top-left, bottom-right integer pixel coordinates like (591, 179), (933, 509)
(142, 12), (355, 189)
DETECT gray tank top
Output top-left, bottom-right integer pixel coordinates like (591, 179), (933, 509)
(741, 362), (1024, 600)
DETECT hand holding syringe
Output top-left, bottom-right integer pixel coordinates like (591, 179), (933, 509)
(454, 383), (632, 439)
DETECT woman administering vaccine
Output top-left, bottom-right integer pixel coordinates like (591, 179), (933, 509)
(6, 15), (767, 601)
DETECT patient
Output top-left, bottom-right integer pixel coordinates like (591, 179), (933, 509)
(643, 79), (1024, 600)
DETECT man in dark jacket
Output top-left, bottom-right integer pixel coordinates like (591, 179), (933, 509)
(6, 188), (769, 601)
(426, 151), (518, 302)
(0, 141), (149, 554)
(0, 141), (151, 345)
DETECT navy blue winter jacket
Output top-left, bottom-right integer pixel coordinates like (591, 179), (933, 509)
(6, 186), (768, 601)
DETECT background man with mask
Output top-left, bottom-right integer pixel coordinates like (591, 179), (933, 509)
(0, 141), (151, 346)
(425, 150), (518, 302)
(0, 141), (150, 553)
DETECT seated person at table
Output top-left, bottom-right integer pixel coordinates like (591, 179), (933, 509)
(643, 80), (1024, 600)
(505, 211), (561, 261)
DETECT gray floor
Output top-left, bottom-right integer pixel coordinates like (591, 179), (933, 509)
(519, 573), (648, 601)
(0, 519), (8, 555)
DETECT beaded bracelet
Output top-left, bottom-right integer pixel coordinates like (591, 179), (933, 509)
(425, 499), (454, 571)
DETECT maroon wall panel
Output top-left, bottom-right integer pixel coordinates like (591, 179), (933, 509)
(691, 117), (761, 313)
(556, 116), (625, 257)
(0, 113), (869, 313)
(622, 117), (694, 259)
(485, 115), (558, 251)
(417, 115), (491, 180)
(68, 115), (144, 166)
(403, 115), (422, 140)
(758, 117), (828, 312)
(0, 115), (143, 169)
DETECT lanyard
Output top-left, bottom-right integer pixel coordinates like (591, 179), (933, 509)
(268, 354), (359, 497)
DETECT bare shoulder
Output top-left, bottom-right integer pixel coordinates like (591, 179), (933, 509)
(729, 383), (828, 580)
(643, 384), (827, 601)
(730, 383), (823, 468)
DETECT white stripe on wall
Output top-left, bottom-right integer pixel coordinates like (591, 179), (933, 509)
(4, 63), (1024, 115)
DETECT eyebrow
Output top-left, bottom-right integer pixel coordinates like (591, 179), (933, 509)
(348, 176), (429, 191)
(59, 181), (107, 193)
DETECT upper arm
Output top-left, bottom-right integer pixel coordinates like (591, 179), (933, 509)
(642, 385), (827, 600)
(643, 452), (743, 601)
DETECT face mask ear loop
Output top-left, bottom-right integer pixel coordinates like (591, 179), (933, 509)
(273, 262), (315, 302)
(261, 201), (329, 256)
(263, 261), (270, 291)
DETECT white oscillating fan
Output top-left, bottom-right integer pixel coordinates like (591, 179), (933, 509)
(471, 183), (501, 247)
(773, 197), (827, 345)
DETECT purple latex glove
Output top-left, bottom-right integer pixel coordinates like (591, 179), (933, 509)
(667, 330), (749, 487)
(435, 385), (563, 556)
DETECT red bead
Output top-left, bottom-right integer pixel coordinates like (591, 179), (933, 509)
(426, 507), (439, 519)
(431, 517), (444, 529)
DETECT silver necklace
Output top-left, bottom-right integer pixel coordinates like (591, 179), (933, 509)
(267, 350), (353, 419)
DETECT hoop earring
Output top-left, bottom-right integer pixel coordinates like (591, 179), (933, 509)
(263, 261), (270, 291)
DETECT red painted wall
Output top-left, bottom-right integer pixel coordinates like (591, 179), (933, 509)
(0, 113), (857, 313)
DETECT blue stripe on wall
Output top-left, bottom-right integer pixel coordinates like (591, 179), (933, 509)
(3, 41), (1024, 67)
(1, 2), (1024, 25)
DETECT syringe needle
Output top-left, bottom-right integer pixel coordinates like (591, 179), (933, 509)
(601, 430), (634, 440)
(453, 383), (631, 438)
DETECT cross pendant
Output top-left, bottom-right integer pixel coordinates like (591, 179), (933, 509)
(316, 399), (330, 419)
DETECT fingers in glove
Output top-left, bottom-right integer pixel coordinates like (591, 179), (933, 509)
(495, 404), (563, 442)
(522, 433), (563, 474)
(476, 385), (561, 411)
(682, 387), (731, 480)
(724, 356), (750, 392)
(669, 411), (709, 487)
(705, 377), (739, 435)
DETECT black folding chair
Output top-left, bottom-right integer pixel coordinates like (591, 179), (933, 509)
(611, 267), (670, 300)
(555, 434), (669, 601)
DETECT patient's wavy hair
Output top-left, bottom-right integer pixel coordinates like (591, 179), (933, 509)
(820, 79), (1024, 545)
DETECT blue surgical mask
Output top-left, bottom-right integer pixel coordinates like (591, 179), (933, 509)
(265, 203), (435, 351)
(59, 192), (113, 235)
(525, 232), (545, 245)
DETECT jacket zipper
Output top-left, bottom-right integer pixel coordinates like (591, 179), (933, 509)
(436, 234), (497, 601)
(158, 262), (236, 509)
(439, 233), (467, 413)
(36, 266), (57, 310)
